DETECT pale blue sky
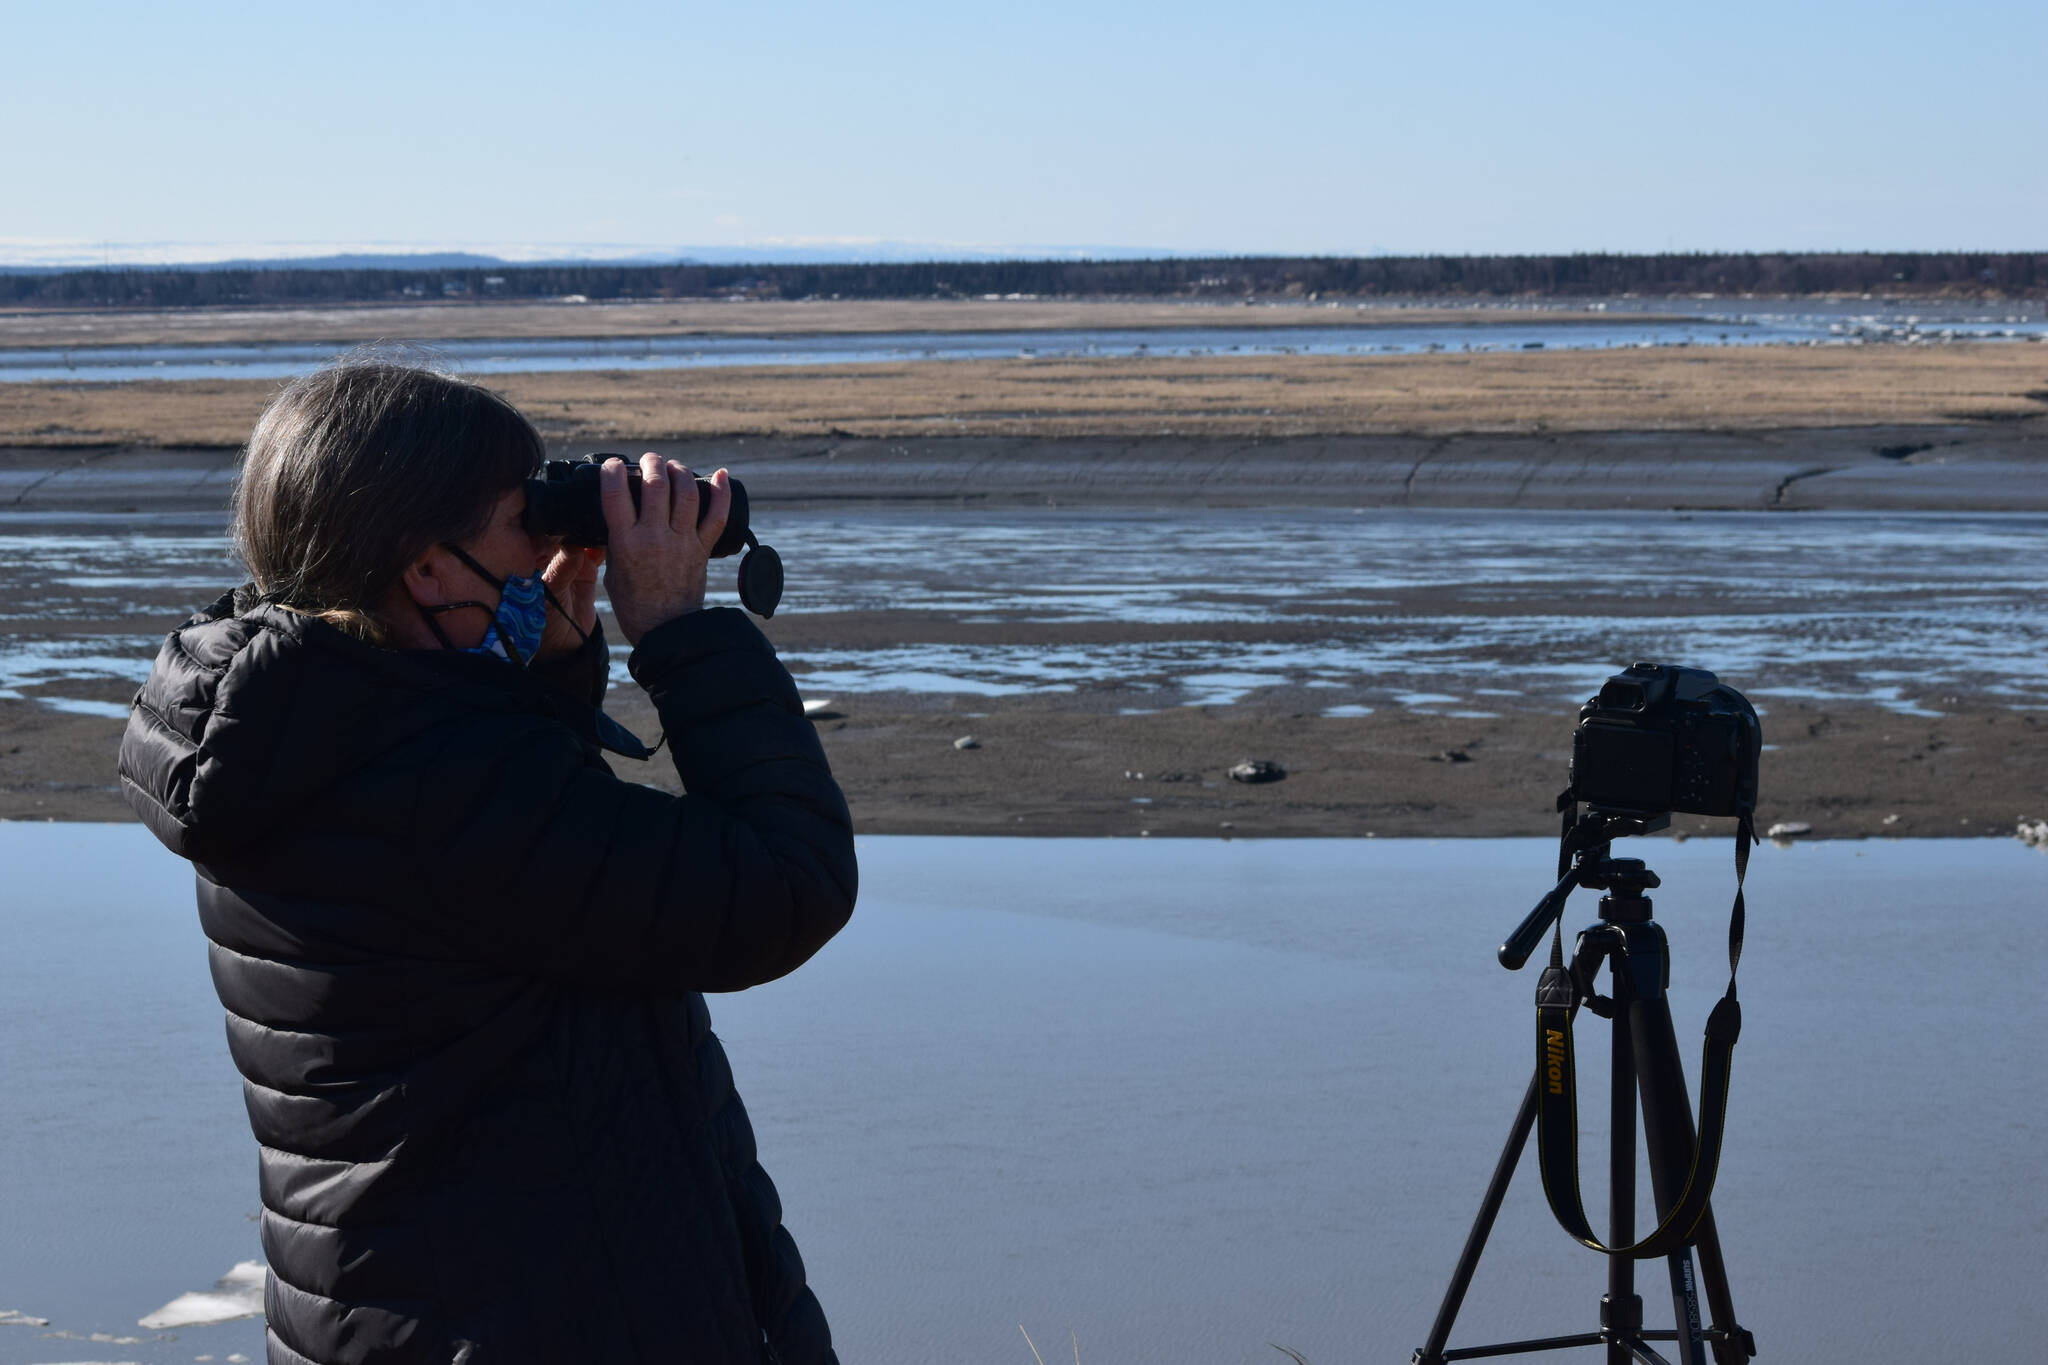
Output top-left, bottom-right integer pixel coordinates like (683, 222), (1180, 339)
(3, 0), (2041, 262)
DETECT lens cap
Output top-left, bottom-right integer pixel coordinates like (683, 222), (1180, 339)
(737, 543), (783, 619)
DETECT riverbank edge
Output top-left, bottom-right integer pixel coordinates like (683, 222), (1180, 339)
(6, 423), (2047, 512)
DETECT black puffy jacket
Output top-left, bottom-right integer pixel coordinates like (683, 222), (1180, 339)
(117, 589), (857, 1365)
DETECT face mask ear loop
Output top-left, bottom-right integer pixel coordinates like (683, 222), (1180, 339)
(442, 542), (506, 594)
(413, 596), (467, 653)
(539, 583), (590, 645)
(410, 550), (497, 654)
(412, 543), (509, 655)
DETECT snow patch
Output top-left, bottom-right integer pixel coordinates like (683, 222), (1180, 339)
(138, 1261), (264, 1329)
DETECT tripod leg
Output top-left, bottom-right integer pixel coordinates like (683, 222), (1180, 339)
(1687, 1210), (1754, 1363)
(1660, 1248), (1708, 1365)
(1606, 1004), (1639, 1365)
(1630, 996), (1746, 1364)
(1414, 1075), (1540, 1365)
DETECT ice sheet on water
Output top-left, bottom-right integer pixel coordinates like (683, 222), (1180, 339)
(137, 1261), (264, 1329)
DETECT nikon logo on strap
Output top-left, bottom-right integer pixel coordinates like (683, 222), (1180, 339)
(1544, 1029), (1567, 1094)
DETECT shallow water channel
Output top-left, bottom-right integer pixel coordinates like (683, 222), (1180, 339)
(6, 305), (2046, 383)
(1, 828), (2041, 1363)
(8, 506), (2048, 718)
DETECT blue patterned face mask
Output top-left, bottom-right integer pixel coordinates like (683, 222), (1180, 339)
(467, 568), (549, 666)
(416, 544), (552, 668)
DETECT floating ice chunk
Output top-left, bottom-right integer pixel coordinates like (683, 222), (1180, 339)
(138, 1261), (264, 1329)
(0, 1308), (49, 1325)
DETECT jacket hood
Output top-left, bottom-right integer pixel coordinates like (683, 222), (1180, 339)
(118, 587), (542, 860)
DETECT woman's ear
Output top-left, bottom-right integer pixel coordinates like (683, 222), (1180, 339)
(399, 545), (460, 609)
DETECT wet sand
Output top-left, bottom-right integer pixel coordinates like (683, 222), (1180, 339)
(8, 423), (2043, 512)
(8, 679), (2042, 839)
(630, 690), (2048, 840)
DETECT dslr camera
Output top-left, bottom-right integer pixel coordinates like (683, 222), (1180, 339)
(1570, 663), (1760, 818)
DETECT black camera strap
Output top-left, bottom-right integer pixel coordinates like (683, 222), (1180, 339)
(1533, 801), (1755, 1259)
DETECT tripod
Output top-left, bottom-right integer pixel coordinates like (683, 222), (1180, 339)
(1413, 816), (1757, 1365)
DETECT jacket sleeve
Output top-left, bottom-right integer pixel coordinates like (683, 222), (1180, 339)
(408, 608), (856, 993)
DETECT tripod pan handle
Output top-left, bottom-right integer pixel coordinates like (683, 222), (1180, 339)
(1499, 870), (1578, 971)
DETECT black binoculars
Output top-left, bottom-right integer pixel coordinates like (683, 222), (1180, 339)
(522, 455), (782, 617)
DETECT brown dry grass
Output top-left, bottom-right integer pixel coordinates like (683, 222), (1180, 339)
(0, 297), (1639, 349)
(4, 345), (2045, 447)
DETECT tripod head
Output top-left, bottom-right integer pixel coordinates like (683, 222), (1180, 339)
(1498, 808), (1669, 970)
(1579, 855), (1660, 897)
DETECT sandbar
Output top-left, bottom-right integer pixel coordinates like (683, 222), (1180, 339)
(0, 297), (1676, 350)
(6, 346), (2047, 451)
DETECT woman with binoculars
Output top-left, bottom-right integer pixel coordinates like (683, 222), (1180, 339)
(119, 359), (857, 1365)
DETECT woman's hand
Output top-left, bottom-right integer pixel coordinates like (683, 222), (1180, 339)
(534, 542), (605, 664)
(600, 454), (733, 646)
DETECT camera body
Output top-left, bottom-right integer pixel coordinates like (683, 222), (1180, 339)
(1570, 663), (1760, 818)
(523, 456), (751, 557)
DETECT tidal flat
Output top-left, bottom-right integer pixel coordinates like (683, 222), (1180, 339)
(3, 505), (2044, 835)
(2, 302), (2043, 835)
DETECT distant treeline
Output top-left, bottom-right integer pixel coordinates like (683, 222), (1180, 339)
(6, 253), (2046, 307)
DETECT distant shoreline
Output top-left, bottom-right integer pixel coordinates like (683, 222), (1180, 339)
(7, 248), (2044, 314)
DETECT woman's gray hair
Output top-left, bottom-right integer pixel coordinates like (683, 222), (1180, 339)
(233, 357), (545, 641)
